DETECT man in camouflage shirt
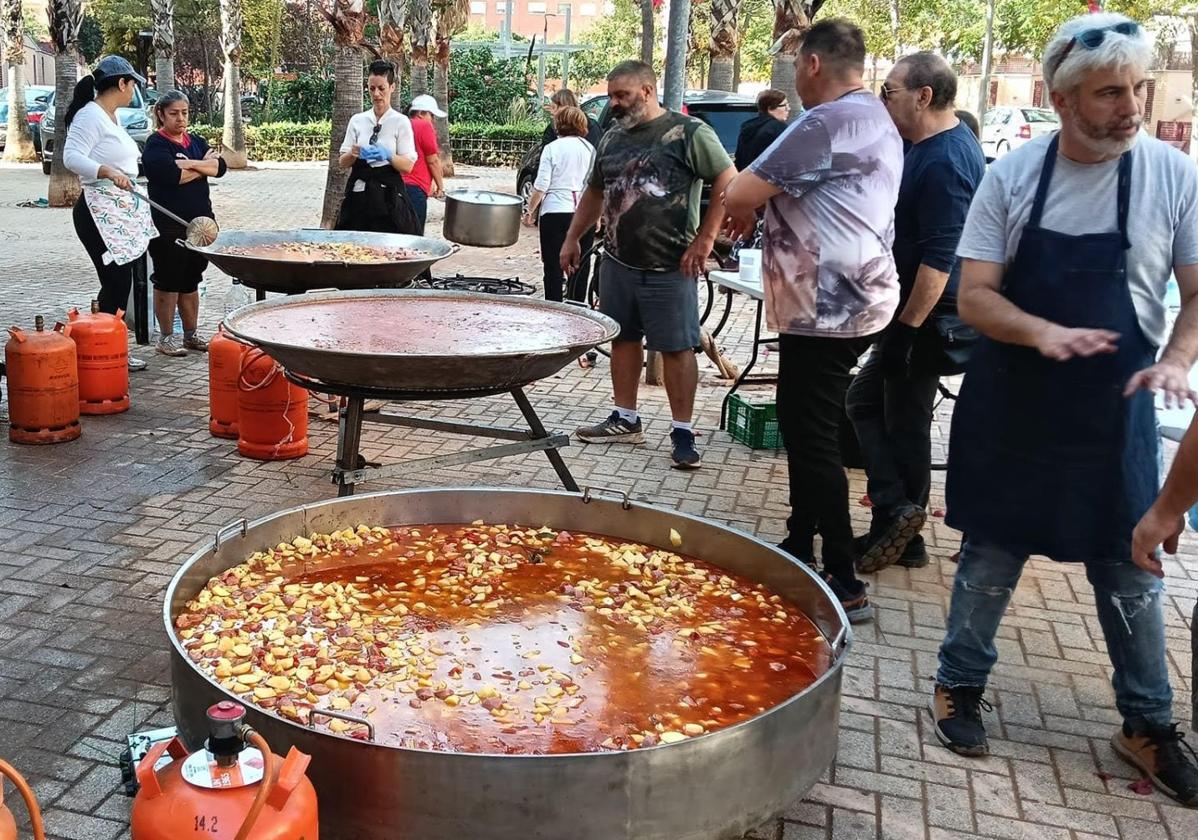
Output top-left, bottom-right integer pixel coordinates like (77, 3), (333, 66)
(562, 60), (736, 470)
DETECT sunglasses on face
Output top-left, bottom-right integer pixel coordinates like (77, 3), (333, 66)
(879, 84), (909, 102)
(1051, 21), (1141, 77)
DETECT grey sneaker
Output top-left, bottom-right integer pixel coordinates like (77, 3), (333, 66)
(128, 356), (148, 371)
(576, 411), (645, 444)
(156, 334), (188, 357)
(669, 428), (702, 469)
(183, 333), (209, 352)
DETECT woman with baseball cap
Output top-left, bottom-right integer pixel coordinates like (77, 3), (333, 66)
(63, 55), (155, 370)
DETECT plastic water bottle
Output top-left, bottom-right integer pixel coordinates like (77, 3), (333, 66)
(225, 280), (255, 314)
(173, 309), (183, 335)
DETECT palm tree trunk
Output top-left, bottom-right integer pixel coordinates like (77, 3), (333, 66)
(320, 43), (362, 228)
(708, 0), (739, 92)
(263, 0), (284, 120)
(3, 0), (37, 162)
(770, 0), (817, 111)
(152, 0), (176, 90)
(409, 0), (432, 98)
(640, 0), (654, 64)
(48, 48), (79, 205)
(47, 0), (82, 206)
(220, 0), (248, 167)
(379, 0), (407, 109)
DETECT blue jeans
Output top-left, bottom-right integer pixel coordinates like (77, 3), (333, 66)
(406, 184), (428, 235)
(936, 537), (1174, 726)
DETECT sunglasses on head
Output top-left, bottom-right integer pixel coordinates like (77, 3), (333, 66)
(1051, 21), (1141, 77)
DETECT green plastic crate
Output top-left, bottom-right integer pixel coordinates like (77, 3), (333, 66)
(727, 393), (784, 449)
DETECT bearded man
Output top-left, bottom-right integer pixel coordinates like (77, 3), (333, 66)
(929, 13), (1198, 806)
(561, 60), (736, 470)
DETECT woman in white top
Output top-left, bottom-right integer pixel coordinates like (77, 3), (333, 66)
(335, 60), (420, 234)
(63, 55), (153, 370)
(522, 106), (595, 303)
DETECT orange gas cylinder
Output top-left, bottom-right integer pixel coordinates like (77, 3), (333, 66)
(236, 348), (308, 460)
(5, 316), (81, 445)
(0, 758), (46, 840)
(67, 300), (130, 415)
(131, 703), (318, 840)
(210, 327), (249, 439)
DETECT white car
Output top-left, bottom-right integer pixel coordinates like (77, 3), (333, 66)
(980, 106), (1059, 159)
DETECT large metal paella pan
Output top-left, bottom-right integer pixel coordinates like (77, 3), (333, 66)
(221, 289), (621, 395)
(186, 229), (456, 294)
(165, 488), (851, 840)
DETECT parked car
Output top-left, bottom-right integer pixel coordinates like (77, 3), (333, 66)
(516, 90), (758, 211)
(0, 85), (54, 152)
(980, 105), (1059, 159)
(39, 85), (153, 175)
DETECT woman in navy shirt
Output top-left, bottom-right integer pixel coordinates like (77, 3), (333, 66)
(143, 90), (226, 357)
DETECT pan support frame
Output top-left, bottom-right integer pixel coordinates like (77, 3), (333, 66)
(285, 373), (580, 497)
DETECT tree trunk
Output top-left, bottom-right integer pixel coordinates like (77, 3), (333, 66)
(663, 0), (689, 110)
(222, 62), (247, 167)
(708, 0), (739, 91)
(1191, 20), (1198, 161)
(321, 43), (362, 228)
(640, 0), (654, 64)
(220, 0), (247, 168)
(263, 0), (284, 120)
(433, 56), (452, 176)
(152, 0), (176, 90)
(48, 47), (79, 205)
(770, 0), (815, 111)
(379, 0), (407, 109)
(409, 0), (432, 98)
(977, 0), (995, 124)
(3, 0), (37, 163)
(888, 0), (899, 61)
(47, 0), (82, 206)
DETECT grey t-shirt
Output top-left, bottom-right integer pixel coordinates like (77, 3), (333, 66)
(957, 132), (1198, 346)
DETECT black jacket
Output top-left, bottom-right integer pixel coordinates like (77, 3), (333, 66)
(734, 114), (787, 172)
(143, 131), (226, 226)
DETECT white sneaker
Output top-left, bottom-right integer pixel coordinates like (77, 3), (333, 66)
(128, 356), (148, 371)
(183, 333), (209, 352)
(156, 334), (188, 357)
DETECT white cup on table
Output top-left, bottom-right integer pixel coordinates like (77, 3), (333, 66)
(738, 249), (763, 285)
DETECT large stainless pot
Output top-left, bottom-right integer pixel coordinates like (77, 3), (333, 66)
(442, 189), (522, 247)
(165, 488), (851, 840)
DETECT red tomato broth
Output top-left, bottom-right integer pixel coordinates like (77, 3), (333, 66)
(176, 523), (831, 755)
(236, 299), (611, 355)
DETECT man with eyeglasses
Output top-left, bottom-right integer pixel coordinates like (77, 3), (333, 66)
(930, 13), (1198, 804)
(846, 52), (985, 573)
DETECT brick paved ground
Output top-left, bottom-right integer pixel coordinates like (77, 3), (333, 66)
(0, 160), (1195, 839)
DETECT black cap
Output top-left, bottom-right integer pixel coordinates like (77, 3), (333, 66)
(93, 55), (146, 86)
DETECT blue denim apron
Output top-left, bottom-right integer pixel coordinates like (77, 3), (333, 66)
(946, 134), (1158, 561)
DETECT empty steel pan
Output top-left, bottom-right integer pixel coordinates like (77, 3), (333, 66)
(221, 289), (620, 394)
(186, 229), (457, 294)
(165, 487), (851, 840)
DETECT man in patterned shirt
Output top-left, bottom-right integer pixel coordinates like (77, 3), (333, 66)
(561, 60), (736, 470)
(724, 19), (904, 622)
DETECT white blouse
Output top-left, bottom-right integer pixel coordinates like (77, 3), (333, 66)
(63, 101), (140, 182)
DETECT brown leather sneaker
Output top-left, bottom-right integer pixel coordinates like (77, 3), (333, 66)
(1112, 721), (1198, 806)
(929, 683), (991, 757)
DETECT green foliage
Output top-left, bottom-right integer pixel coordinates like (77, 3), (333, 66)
(571, 0), (663, 88)
(448, 121), (545, 140)
(442, 47), (533, 123)
(261, 73), (334, 122)
(78, 16), (105, 64)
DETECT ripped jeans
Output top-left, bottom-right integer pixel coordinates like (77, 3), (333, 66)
(936, 537), (1174, 726)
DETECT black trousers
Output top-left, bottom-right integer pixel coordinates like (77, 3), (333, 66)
(776, 332), (876, 586)
(73, 196), (135, 315)
(845, 349), (940, 522)
(538, 212), (593, 303)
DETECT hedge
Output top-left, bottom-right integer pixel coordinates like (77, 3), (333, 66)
(191, 121), (543, 166)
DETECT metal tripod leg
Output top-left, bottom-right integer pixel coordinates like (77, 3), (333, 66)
(336, 396), (365, 497)
(511, 388), (579, 492)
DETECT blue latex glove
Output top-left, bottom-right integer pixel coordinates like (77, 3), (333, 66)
(360, 144), (387, 163)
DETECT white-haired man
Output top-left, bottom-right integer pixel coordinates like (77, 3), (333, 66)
(931, 13), (1198, 804)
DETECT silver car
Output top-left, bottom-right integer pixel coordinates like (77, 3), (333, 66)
(39, 84), (153, 175)
(980, 105), (1059, 159)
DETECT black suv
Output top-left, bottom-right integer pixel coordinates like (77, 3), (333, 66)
(516, 89), (758, 207)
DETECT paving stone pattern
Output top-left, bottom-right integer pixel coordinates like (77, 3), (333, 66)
(0, 161), (1195, 839)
